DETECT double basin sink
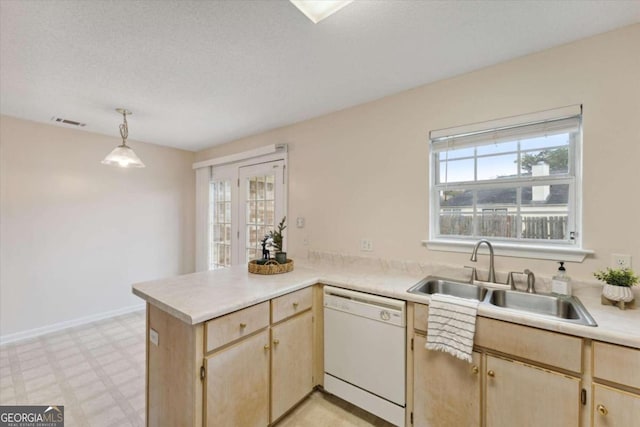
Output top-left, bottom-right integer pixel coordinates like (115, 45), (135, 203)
(408, 276), (597, 326)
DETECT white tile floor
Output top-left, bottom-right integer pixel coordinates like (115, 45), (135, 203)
(281, 392), (395, 427)
(1, 311), (146, 426)
(0, 311), (392, 427)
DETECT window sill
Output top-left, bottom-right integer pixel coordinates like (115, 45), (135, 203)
(423, 239), (593, 262)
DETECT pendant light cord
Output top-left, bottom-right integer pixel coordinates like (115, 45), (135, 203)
(119, 112), (129, 145)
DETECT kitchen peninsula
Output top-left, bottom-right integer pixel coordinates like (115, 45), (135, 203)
(133, 260), (640, 426)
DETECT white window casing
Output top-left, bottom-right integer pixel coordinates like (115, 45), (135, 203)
(426, 105), (592, 262)
(195, 166), (211, 272)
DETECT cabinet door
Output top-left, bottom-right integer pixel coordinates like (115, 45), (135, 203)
(205, 330), (270, 427)
(485, 355), (580, 427)
(271, 310), (313, 422)
(593, 383), (640, 427)
(413, 334), (481, 427)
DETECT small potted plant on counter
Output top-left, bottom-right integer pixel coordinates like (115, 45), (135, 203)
(594, 267), (639, 310)
(269, 216), (287, 264)
(247, 217), (293, 275)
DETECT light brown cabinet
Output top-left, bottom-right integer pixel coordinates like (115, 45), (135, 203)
(146, 285), (319, 427)
(205, 301), (269, 353)
(592, 341), (640, 389)
(591, 341), (640, 427)
(485, 354), (580, 427)
(203, 288), (315, 426)
(592, 384), (640, 426)
(271, 310), (313, 421)
(205, 330), (270, 427)
(411, 303), (584, 427)
(413, 334), (481, 426)
(147, 304), (204, 427)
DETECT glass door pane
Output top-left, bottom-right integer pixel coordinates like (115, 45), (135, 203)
(239, 161), (285, 264)
(209, 179), (233, 270)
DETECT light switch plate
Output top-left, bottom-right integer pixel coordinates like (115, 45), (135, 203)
(150, 328), (159, 346)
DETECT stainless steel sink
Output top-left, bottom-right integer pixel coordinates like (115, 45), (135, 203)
(408, 277), (488, 301)
(488, 289), (597, 326)
(407, 276), (597, 327)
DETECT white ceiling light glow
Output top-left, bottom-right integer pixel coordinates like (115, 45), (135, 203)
(290, 0), (354, 24)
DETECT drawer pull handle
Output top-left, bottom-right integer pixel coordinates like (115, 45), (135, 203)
(597, 404), (608, 416)
(263, 344), (270, 351)
(293, 302), (299, 309)
(239, 323), (247, 329)
(472, 365), (479, 375)
(487, 370), (495, 378)
(273, 339), (280, 346)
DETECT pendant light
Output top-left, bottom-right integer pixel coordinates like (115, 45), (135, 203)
(289, 0), (353, 24)
(101, 108), (145, 168)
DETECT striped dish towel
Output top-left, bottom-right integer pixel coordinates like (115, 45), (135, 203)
(425, 293), (479, 363)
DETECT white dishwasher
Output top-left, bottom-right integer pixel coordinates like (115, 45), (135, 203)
(323, 286), (406, 426)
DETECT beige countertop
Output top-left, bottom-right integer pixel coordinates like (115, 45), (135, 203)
(132, 262), (640, 349)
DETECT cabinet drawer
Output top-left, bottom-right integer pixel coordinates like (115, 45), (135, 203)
(593, 341), (640, 389)
(414, 303), (429, 332)
(592, 383), (640, 426)
(272, 287), (313, 323)
(476, 317), (582, 373)
(205, 301), (269, 352)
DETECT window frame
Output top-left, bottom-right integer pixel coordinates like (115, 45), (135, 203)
(209, 165), (236, 270)
(425, 106), (592, 262)
(237, 160), (286, 266)
(194, 146), (288, 272)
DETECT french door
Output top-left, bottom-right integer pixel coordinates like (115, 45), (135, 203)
(209, 160), (285, 270)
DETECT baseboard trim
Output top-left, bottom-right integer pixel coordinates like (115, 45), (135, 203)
(0, 303), (145, 345)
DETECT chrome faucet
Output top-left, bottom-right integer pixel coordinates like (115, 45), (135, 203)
(470, 239), (496, 283)
(524, 269), (536, 294)
(506, 269), (537, 293)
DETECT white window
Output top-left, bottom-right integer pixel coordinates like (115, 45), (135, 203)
(208, 160), (286, 270)
(209, 167), (235, 269)
(194, 145), (287, 271)
(428, 106), (590, 261)
(237, 161), (286, 266)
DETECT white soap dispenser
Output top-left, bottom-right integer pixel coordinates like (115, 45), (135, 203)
(551, 261), (572, 296)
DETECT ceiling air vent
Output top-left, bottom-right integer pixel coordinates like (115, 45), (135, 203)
(51, 117), (86, 127)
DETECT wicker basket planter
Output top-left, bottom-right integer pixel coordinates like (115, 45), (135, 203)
(248, 259), (294, 275)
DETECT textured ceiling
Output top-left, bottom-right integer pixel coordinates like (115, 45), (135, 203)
(1, 1), (639, 152)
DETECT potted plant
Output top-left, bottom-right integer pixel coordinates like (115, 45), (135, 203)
(269, 216), (287, 264)
(594, 267), (639, 309)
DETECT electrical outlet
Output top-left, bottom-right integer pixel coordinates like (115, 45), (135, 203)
(360, 239), (373, 252)
(150, 328), (159, 346)
(611, 254), (632, 269)
(296, 217), (305, 228)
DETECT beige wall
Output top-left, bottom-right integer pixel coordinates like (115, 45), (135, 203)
(0, 116), (195, 340)
(196, 24), (640, 282)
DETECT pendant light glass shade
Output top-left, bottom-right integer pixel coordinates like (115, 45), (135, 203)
(290, 0), (353, 23)
(101, 143), (145, 168)
(102, 108), (145, 168)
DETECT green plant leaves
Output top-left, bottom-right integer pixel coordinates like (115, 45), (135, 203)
(593, 267), (639, 287)
(268, 216), (287, 252)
